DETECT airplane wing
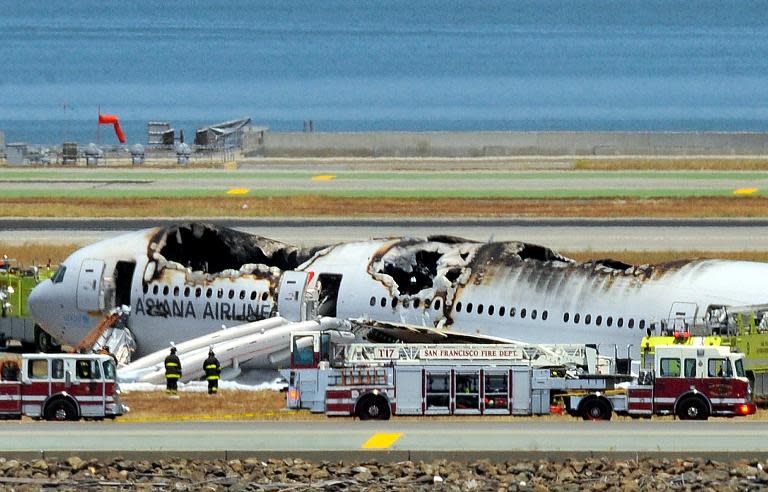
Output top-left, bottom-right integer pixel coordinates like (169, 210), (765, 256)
(350, 318), (528, 345)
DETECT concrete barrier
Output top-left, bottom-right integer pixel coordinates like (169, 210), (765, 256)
(244, 130), (768, 158)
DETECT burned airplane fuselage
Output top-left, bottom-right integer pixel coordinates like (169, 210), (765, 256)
(29, 222), (768, 360)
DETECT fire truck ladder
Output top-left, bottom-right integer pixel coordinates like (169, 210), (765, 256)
(339, 342), (598, 370)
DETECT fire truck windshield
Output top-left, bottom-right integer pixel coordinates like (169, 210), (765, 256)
(102, 360), (116, 380)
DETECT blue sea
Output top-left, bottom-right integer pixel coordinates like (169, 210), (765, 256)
(2, 0), (768, 144)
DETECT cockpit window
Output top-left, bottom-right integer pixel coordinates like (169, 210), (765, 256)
(51, 265), (67, 283)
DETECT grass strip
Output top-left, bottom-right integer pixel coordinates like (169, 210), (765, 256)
(2, 196), (768, 218)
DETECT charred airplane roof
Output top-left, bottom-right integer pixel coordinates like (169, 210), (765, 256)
(145, 222), (703, 289)
(148, 223), (313, 275)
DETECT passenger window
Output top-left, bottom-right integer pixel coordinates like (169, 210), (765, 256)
(142, 283), (149, 294)
(467, 303), (473, 314)
(574, 313), (580, 324)
(531, 309), (537, 320)
(217, 289), (223, 299)
(369, 296), (376, 307)
(477, 304), (484, 315)
(261, 292), (269, 301)
(684, 358), (696, 378)
(628, 319), (635, 329)
(639, 319), (646, 330)
(520, 308), (527, 319)
(174, 286), (180, 296)
(163, 286), (169, 296)
(563, 312), (570, 322)
(239, 290), (246, 300)
(607, 316), (613, 327)
(414, 298), (421, 309)
(153, 285), (159, 295)
(542, 310), (548, 321)
(498, 306), (505, 316)
(585, 314), (591, 325)
(380, 297), (386, 308)
(184, 287), (191, 297)
(403, 299), (410, 308)
(228, 290), (235, 299)
(206, 288), (213, 298)
(28, 359), (48, 379)
(196, 287), (202, 298)
(708, 358), (731, 377)
(251, 291), (258, 301)
(391, 298), (398, 308)
(596, 315), (602, 326)
(617, 318), (624, 328)
(51, 359), (64, 379)
(510, 307), (516, 317)
(456, 301), (463, 312)
(660, 358), (681, 377)
(488, 305), (494, 316)
(433, 299), (442, 311)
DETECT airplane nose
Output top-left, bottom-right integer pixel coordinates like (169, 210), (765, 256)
(28, 280), (52, 329)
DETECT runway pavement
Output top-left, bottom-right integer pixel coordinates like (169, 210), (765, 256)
(3, 217), (768, 251)
(1, 420), (766, 461)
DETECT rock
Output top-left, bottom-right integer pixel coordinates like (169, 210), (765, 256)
(434, 474), (443, 484)
(31, 459), (48, 471)
(355, 471), (374, 481)
(65, 457), (85, 471)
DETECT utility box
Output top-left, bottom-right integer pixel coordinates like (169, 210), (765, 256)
(62, 142), (78, 165)
(5, 143), (28, 166)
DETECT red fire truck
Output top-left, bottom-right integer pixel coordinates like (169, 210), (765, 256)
(0, 353), (126, 421)
(281, 330), (756, 421)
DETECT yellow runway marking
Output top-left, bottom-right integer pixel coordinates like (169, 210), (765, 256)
(226, 188), (250, 195)
(734, 188), (758, 195)
(362, 432), (402, 449)
(311, 174), (336, 181)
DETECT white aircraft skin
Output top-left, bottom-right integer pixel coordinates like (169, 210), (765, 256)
(28, 223), (768, 364)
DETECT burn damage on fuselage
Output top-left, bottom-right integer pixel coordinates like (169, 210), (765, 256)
(139, 224), (319, 320)
(149, 223), (309, 276)
(365, 237), (703, 329)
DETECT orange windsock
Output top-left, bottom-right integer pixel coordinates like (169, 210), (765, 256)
(98, 113), (126, 143)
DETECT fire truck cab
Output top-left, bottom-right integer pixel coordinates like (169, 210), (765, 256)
(622, 344), (755, 419)
(0, 353), (126, 421)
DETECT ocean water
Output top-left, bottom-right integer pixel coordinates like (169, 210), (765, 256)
(1, 0), (768, 144)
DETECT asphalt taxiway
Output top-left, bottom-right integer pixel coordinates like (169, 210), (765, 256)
(1, 420), (766, 461)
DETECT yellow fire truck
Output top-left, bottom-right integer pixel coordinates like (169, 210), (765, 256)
(642, 303), (768, 398)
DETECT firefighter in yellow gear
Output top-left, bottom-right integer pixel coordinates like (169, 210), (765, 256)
(164, 347), (182, 395)
(203, 349), (221, 395)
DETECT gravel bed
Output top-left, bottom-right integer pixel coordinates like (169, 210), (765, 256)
(0, 456), (767, 491)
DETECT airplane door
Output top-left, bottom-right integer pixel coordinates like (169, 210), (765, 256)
(277, 271), (309, 322)
(77, 259), (106, 312)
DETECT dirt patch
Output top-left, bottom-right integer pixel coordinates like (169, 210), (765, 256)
(3, 196), (768, 218)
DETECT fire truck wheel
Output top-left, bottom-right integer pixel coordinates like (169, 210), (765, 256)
(44, 399), (78, 421)
(356, 395), (391, 420)
(579, 397), (612, 421)
(676, 397), (710, 420)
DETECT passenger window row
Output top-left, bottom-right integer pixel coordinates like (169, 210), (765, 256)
(455, 302), (548, 321)
(143, 283), (270, 302)
(369, 296), (444, 311)
(563, 312), (646, 330)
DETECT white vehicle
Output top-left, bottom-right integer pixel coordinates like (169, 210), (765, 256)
(29, 222), (768, 368)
